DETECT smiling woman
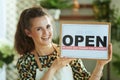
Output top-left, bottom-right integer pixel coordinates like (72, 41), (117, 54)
(14, 7), (112, 80)
(25, 16), (53, 47)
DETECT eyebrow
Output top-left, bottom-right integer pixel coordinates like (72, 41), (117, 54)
(32, 26), (42, 30)
(32, 24), (51, 29)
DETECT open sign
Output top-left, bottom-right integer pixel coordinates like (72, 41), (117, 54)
(60, 21), (111, 59)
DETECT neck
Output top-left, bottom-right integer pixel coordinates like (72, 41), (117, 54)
(35, 43), (53, 56)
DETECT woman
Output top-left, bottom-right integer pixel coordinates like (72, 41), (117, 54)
(14, 7), (112, 80)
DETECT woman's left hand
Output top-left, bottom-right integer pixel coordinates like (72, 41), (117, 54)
(97, 43), (112, 66)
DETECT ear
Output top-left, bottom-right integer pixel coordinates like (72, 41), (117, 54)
(25, 29), (31, 37)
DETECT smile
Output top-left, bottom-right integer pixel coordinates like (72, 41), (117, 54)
(41, 37), (50, 41)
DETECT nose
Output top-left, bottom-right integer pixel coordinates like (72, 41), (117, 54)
(43, 29), (48, 36)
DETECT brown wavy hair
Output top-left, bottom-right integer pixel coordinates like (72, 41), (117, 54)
(14, 7), (50, 55)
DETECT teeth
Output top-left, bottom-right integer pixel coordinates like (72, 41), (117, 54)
(41, 37), (49, 40)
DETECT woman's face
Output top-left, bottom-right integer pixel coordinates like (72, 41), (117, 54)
(27, 15), (53, 46)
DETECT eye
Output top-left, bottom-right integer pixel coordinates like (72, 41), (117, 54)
(37, 27), (42, 31)
(46, 24), (51, 29)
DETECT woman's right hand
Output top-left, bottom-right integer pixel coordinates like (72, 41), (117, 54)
(50, 58), (75, 73)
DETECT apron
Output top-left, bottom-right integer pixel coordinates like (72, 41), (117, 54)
(35, 64), (74, 80)
(34, 43), (74, 80)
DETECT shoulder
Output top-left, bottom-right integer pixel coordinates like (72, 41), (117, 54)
(16, 53), (35, 69)
(18, 53), (35, 62)
(16, 53), (37, 79)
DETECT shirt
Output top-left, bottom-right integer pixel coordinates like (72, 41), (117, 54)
(16, 47), (90, 80)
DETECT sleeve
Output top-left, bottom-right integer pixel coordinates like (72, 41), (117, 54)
(70, 59), (90, 80)
(16, 55), (36, 80)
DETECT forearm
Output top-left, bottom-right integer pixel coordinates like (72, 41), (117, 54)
(41, 68), (55, 80)
(89, 62), (104, 80)
(89, 43), (112, 80)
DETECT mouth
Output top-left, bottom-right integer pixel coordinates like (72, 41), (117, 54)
(41, 36), (50, 41)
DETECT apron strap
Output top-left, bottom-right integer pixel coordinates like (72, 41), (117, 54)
(33, 43), (60, 71)
(34, 53), (42, 71)
(52, 43), (60, 58)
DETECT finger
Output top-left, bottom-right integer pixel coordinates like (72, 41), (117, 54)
(108, 43), (112, 61)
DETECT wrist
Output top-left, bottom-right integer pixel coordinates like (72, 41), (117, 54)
(96, 62), (104, 68)
(95, 62), (104, 72)
(49, 66), (56, 74)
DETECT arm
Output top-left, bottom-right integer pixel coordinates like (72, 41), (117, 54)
(89, 62), (104, 80)
(70, 59), (90, 80)
(16, 56), (36, 80)
(89, 43), (112, 80)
